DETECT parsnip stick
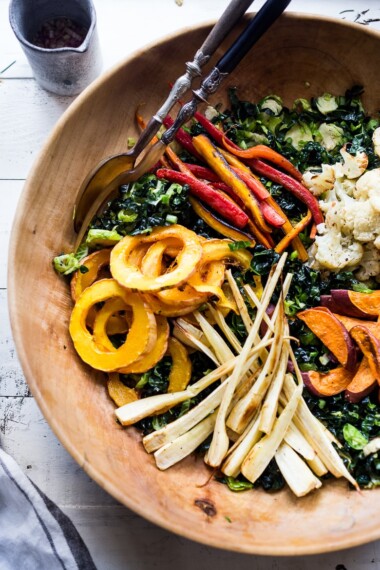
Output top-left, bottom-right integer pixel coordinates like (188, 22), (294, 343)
(194, 310), (235, 362)
(282, 373), (358, 488)
(174, 320), (219, 365)
(284, 422), (316, 461)
(307, 455), (328, 477)
(244, 284), (274, 333)
(154, 412), (217, 470)
(207, 305), (242, 354)
(259, 337), (289, 434)
(241, 382), (302, 483)
(206, 254), (288, 468)
(275, 442), (322, 497)
(225, 270), (253, 331)
(221, 414), (262, 477)
(143, 355), (264, 452)
(226, 301), (285, 433)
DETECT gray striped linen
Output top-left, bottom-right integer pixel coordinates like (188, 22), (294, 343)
(0, 448), (96, 570)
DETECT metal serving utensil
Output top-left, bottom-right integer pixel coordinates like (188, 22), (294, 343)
(74, 0), (291, 248)
(73, 0), (255, 242)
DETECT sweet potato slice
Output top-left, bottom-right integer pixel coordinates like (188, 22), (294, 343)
(330, 290), (379, 320)
(303, 367), (355, 397)
(350, 325), (380, 384)
(297, 307), (357, 371)
(345, 357), (377, 403)
(333, 314), (380, 335)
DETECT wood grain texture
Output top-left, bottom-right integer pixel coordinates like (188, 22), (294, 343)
(7, 12), (380, 557)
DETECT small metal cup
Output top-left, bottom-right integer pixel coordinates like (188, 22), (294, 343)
(9, 0), (102, 96)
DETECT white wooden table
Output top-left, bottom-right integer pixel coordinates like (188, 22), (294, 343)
(1, 0), (380, 567)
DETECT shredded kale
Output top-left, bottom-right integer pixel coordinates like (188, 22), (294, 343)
(211, 86), (380, 174)
(304, 392), (380, 489)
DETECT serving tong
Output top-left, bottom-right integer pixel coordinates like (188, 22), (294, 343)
(74, 0), (291, 248)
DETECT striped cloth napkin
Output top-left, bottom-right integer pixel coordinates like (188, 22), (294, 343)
(0, 448), (96, 570)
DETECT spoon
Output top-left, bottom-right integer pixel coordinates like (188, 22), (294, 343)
(74, 0), (291, 249)
(73, 0), (256, 244)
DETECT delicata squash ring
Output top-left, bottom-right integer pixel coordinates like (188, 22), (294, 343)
(110, 225), (203, 292)
(69, 278), (157, 371)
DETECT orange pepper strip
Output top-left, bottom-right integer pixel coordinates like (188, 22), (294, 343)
(310, 223), (317, 240)
(275, 210), (312, 254)
(120, 315), (170, 374)
(221, 137), (302, 182)
(192, 135), (271, 235)
(69, 279), (157, 371)
(167, 337), (192, 392)
(107, 373), (139, 407)
(189, 197), (256, 246)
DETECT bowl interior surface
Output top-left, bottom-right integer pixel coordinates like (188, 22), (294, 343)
(9, 14), (380, 555)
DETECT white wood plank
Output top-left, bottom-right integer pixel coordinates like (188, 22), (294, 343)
(63, 505), (380, 570)
(0, 181), (23, 289)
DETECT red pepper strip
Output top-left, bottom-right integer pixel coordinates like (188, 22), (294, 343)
(275, 210), (312, 253)
(163, 116), (202, 161)
(222, 137), (303, 182)
(182, 163), (221, 182)
(194, 111), (241, 151)
(156, 168), (249, 229)
(230, 166), (270, 200)
(259, 201), (286, 228)
(249, 159), (324, 226)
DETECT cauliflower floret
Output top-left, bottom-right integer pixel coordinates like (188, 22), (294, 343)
(355, 168), (380, 212)
(373, 127), (380, 158)
(355, 243), (380, 281)
(302, 164), (335, 196)
(314, 229), (363, 270)
(340, 146), (368, 179)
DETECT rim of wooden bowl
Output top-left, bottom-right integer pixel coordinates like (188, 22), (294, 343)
(8, 13), (380, 556)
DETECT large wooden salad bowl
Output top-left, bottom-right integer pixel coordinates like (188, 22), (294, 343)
(9, 14), (380, 555)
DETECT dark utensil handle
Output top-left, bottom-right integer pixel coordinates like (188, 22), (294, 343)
(217, 0), (292, 74)
(200, 0), (256, 59)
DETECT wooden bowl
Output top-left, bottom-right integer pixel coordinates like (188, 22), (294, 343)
(9, 14), (380, 555)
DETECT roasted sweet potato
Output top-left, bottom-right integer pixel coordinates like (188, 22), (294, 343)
(333, 314), (380, 335)
(345, 357), (377, 403)
(303, 366), (355, 397)
(350, 325), (380, 383)
(297, 307), (357, 371)
(329, 290), (380, 320)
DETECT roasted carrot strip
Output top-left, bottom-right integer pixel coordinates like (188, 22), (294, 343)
(275, 210), (312, 253)
(190, 197), (256, 246)
(266, 197), (308, 262)
(192, 134), (271, 234)
(182, 163), (221, 182)
(259, 201), (286, 228)
(194, 111), (241, 151)
(250, 159), (324, 226)
(135, 109), (170, 168)
(222, 138), (303, 182)
(163, 116), (202, 160)
(230, 166), (270, 200)
(156, 168), (249, 228)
